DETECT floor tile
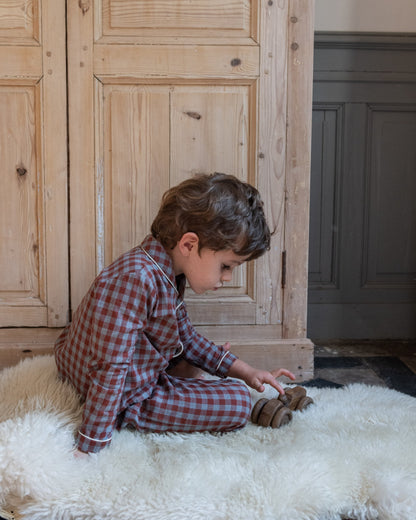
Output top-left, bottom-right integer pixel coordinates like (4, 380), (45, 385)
(310, 344), (416, 397)
(313, 367), (387, 388)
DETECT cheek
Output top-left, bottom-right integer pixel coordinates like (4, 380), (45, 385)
(198, 268), (217, 287)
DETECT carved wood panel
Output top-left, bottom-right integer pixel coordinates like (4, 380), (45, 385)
(99, 0), (253, 40)
(71, 0), (292, 329)
(0, 0), (67, 327)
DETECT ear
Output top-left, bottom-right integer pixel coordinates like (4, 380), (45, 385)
(178, 232), (199, 256)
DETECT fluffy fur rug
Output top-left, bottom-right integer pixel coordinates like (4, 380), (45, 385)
(0, 356), (415, 520)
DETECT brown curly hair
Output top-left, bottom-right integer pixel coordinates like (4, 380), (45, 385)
(151, 172), (271, 261)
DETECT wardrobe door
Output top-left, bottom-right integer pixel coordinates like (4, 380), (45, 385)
(68, 0), (314, 377)
(0, 0), (68, 326)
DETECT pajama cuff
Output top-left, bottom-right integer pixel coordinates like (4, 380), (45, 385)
(76, 430), (112, 453)
(215, 349), (238, 378)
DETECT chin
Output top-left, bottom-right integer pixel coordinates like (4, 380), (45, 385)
(196, 288), (210, 294)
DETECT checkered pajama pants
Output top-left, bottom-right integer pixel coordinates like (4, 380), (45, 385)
(122, 374), (252, 433)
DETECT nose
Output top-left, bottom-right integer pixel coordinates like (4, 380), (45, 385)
(221, 271), (233, 283)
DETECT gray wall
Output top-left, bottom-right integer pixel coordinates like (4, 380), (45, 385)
(307, 33), (416, 339)
(315, 0), (416, 33)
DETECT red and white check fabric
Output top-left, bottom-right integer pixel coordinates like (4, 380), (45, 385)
(55, 235), (251, 453)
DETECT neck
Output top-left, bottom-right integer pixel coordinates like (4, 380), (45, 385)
(167, 245), (184, 276)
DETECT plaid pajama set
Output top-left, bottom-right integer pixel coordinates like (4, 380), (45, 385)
(55, 235), (251, 453)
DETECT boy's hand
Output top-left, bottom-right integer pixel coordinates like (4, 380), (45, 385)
(248, 367), (296, 394)
(228, 358), (296, 395)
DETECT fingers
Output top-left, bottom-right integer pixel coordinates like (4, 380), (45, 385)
(266, 376), (285, 395)
(257, 368), (296, 395)
(270, 368), (296, 381)
(253, 372), (283, 395)
(252, 379), (265, 393)
(246, 366), (296, 394)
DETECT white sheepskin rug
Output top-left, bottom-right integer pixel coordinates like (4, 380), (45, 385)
(1, 356), (416, 520)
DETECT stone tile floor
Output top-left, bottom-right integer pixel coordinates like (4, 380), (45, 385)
(306, 339), (416, 397)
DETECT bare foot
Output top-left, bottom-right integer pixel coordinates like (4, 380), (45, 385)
(73, 449), (89, 459)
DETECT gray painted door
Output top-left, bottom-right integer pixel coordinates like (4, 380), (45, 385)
(308, 34), (416, 339)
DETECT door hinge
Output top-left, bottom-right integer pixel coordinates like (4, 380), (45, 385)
(281, 250), (287, 289)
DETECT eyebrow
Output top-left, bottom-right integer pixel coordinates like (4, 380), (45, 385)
(229, 259), (245, 266)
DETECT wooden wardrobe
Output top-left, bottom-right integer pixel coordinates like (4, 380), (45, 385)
(0, 0), (314, 381)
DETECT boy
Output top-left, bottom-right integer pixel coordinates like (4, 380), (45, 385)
(55, 173), (295, 455)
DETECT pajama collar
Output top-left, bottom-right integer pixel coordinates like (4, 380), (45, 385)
(139, 235), (186, 299)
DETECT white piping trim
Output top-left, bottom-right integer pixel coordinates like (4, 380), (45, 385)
(78, 431), (112, 443)
(140, 246), (178, 294)
(172, 341), (184, 358)
(216, 351), (229, 372)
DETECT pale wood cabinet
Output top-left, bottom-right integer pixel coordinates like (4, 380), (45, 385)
(1, 0), (314, 380)
(0, 0), (68, 327)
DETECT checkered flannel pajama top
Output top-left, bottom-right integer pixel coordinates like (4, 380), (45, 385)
(54, 235), (240, 453)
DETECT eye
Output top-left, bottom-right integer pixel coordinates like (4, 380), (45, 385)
(221, 264), (231, 271)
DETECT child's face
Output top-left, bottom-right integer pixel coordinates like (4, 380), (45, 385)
(184, 248), (248, 295)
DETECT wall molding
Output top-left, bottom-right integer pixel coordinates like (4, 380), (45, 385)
(313, 32), (416, 85)
(315, 32), (416, 51)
